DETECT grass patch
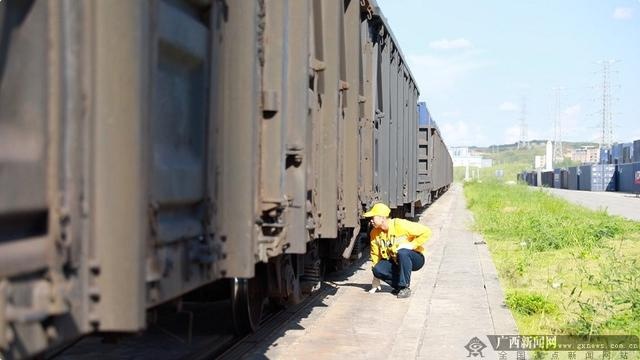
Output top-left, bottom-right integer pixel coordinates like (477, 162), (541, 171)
(464, 180), (640, 338)
(506, 291), (558, 315)
(465, 181), (633, 252)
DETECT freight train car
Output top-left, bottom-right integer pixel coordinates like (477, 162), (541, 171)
(0, 1), (452, 358)
(416, 102), (452, 208)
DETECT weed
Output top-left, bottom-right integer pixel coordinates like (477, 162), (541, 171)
(463, 180), (640, 337)
(506, 291), (557, 315)
(464, 181), (638, 252)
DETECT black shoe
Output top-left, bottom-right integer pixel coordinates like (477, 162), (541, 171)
(397, 287), (411, 299)
(391, 288), (400, 295)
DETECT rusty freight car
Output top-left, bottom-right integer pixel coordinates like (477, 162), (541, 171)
(0, 0), (452, 358)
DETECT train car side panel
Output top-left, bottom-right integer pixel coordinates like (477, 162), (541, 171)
(211, 0), (260, 277)
(342, 0), (361, 229)
(91, 0), (148, 331)
(145, 0), (214, 308)
(358, 18), (376, 207)
(311, 0), (342, 239)
(281, 0), (311, 254)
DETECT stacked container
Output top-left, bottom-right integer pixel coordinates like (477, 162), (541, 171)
(611, 144), (623, 164)
(623, 143), (633, 164)
(600, 148), (611, 164)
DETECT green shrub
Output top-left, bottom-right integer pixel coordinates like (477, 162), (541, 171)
(506, 292), (557, 315)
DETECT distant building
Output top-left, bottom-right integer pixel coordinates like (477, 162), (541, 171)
(570, 146), (600, 164)
(451, 147), (493, 168)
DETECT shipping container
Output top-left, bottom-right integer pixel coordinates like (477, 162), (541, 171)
(578, 165), (592, 190)
(568, 167), (579, 190)
(553, 169), (561, 188)
(560, 169), (569, 189)
(611, 144), (623, 164)
(600, 148), (611, 164)
(622, 143), (633, 164)
(634, 140), (640, 163)
(579, 164), (616, 191)
(541, 171), (554, 187)
(527, 171), (537, 186)
(617, 162), (640, 193)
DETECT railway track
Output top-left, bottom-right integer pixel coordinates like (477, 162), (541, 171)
(48, 266), (354, 360)
(208, 283), (336, 360)
(214, 255), (372, 360)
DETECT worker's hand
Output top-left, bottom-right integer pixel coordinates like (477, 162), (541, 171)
(368, 277), (382, 293)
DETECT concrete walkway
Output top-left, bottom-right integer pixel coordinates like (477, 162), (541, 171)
(542, 187), (640, 222)
(246, 183), (518, 359)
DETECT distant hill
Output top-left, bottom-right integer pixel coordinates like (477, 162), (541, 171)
(468, 140), (599, 155)
(453, 141), (596, 182)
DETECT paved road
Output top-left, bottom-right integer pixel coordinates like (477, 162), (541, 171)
(542, 187), (640, 222)
(244, 183), (518, 359)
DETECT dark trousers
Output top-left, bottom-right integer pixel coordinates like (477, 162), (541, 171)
(372, 249), (425, 289)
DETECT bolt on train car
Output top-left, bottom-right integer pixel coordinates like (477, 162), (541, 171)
(0, 0), (452, 358)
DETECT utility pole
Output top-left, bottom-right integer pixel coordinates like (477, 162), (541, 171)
(518, 95), (528, 149)
(552, 87), (564, 163)
(597, 60), (616, 149)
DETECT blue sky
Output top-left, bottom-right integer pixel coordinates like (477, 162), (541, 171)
(377, 0), (640, 147)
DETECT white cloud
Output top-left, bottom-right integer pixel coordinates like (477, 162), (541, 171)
(429, 38), (473, 50)
(612, 7), (633, 20)
(499, 102), (519, 112)
(527, 128), (544, 142)
(440, 120), (487, 147)
(504, 126), (521, 144)
(560, 104), (581, 141)
(586, 131), (603, 144)
(408, 51), (490, 94)
(499, 120), (546, 145)
(503, 125), (544, 145)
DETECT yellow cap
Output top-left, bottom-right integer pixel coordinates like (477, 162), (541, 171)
(363, 203), (391, 218)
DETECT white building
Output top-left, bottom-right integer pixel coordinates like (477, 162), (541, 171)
(451, 147), (493, 168)
(570, 146), (600, 164)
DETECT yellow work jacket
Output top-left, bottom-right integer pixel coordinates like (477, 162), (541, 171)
(370, 218), (432, 266)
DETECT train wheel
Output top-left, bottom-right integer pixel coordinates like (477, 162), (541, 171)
(231, 277), (265, 335)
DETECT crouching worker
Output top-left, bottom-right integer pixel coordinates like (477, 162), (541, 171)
(363, 203), (431, 299)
